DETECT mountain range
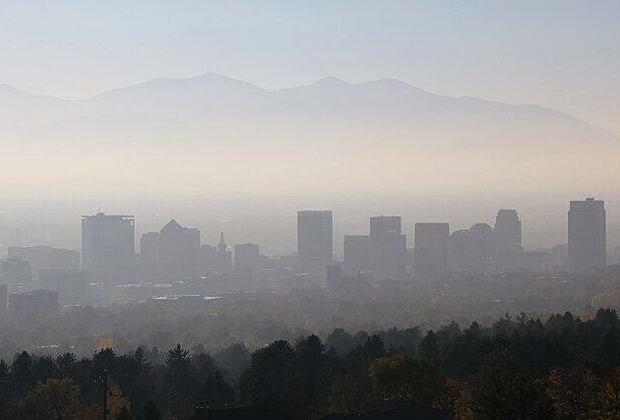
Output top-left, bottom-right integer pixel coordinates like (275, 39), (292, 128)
(2, 73), (619, 196)
(1, 73), (616, 153)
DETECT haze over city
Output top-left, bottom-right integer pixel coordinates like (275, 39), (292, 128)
(0, 1), (619, 419)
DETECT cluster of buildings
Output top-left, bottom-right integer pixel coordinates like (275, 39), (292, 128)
(0, 198), (612, 317)
(299, 198), (609, 286)
(0, 245), (80, 319)
(82, 214), (264, 298)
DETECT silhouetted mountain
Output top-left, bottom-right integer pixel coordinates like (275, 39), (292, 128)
(1, 73), (614, 149)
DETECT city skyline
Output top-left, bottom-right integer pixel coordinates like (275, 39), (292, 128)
(1, 3), (618, 417)
(0, 197), (611, 311)
(15, 198), (609, 263)
(0, 196), (617, 257)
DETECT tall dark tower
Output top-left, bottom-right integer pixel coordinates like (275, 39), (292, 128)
(568, 198), (606, 272)
(215, 232), (232, 273)
(81, 212), (135, 284)
(493, 209), (522, 254)
(297, 210), (333, 281)
(369, 216), (407, 281)
(415, 223), (449, 276)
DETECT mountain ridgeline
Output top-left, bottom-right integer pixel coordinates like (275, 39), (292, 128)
(1, 74), (617, 194)
(2, 73), (614, 147)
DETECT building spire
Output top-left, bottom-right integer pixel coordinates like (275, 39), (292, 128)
(217, 232), (227, 252)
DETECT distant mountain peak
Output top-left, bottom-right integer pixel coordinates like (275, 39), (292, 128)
(91, 72), (267, 101)
(189, 72), (242, 82)
(311, 76), (352, 88)
(361, 78), (411, 87)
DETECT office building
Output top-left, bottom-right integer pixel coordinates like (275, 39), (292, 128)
(342, 216), (407, 281)
(199, 235), (233, 274)
(139, 232), (160, 265)
(568, 198), (606, 272)
(369, 216), (401, 236)
(0, 258), (32, 293)
(343, 235), (371, 275)
(81, 213), (135, 284)
(493, 209), (522, 254)
(213, 233), (233, 273)
(470, 223), (494, 255)
(38, 269), (89, 306)
(448, 223), (492, 272)
(201, 244), (218, 272)
(415, 223), (449, 276)
(448, 229), (475, 271)
(369, 231), (407, 281)
(370, 217), (407, 281)
(9, 289), (59, 319)
(158, 220), (202, 278)
(7, 246), (80, 283)
(297, 210), (333, 280)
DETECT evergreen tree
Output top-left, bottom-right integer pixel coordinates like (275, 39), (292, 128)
(369, 352), (444, 408)
(7, 378), (82, 420)
(164, 344), (195, 418)
(141, 399), (162, 420)
(56, 352), (77, 378)
(10, 351), (34, 397)
(239, 340), (295, 405)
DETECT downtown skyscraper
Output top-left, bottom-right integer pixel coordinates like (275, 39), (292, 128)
(297, 210), (333, 282)
(568, 198), (606, 272)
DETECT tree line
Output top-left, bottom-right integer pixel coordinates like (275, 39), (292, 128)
(1, 308), (620, 418)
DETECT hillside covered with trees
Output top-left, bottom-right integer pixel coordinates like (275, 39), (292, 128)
(1, 308), (620, 418)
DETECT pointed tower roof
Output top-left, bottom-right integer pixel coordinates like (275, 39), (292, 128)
(218, 232), (226, 245)
(161, 219), (182, 232)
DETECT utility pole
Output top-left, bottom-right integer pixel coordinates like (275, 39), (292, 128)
(102, 369), (108, 420)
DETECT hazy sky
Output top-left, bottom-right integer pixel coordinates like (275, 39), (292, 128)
(1, 0), (618, 133)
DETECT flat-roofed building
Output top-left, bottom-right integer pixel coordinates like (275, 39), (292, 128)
(415, 223), (449, 276)
(0, 258), (32, 293)
(81, 213), (135, 284)
(343, 235), (370, 276)
(568, 198), (606, 272)
(369, 216), (401, 236)
(9, 289), (59, 319)
(38, 269), (89, 305)
(297, 210), (333, 282)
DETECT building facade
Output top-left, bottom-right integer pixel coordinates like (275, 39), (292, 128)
(81, 213), (135, 284)
(415, 223), (449, 276)
(297, 210), (333, 281)
(38, 269), (89, 306)
(493, 209), (522, 254)
(158, 220), (202, 278)
(568, 198), (606, 272)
